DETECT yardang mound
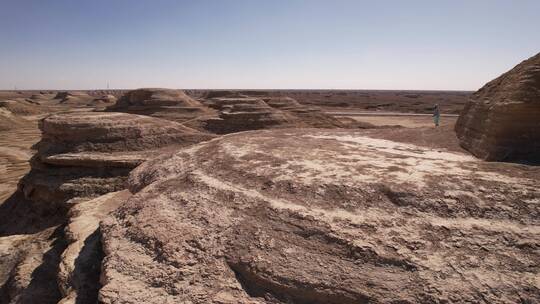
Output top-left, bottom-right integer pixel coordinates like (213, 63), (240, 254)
(108, 88), (213, 123)
(20, 111), (215, 204)
(455, 52), (540, 162)
(100, 129), (539, 304)
(1, 111), (215, 304)
(200, 96), (354, 134)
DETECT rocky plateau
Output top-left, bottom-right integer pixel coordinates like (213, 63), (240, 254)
(0, 54), (539, 304)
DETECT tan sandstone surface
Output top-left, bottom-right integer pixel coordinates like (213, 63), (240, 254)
(20, 112), (215, 204)
(455, 52), (540, 162)
(197, 96), (363, 134)
(99, 128), (539, 304)
(107, 88), (215, 123)
(1, 111), (215, 304)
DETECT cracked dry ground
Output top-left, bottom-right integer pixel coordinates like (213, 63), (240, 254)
(99, 127), (539, 303)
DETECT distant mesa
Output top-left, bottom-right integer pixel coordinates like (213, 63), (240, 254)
(54, 91), (87, 100)
(198, 95), (361, 134)
(202, 97), (293, 134)
(205, 96), (269, 110)
(112, 88), (202, 108)
(28, 94), (44, 100)
(262, 96), (354, 129)
(88, 94), (117, 107)
(262, 96), (302, 108)
(201, 90), (249, 99)
(107, 88), (213, 123)
(455, 52), (540, 162)
(53, 91), (95, 105)
(200, 90), (270, 99)
(107, 89), (386, 134)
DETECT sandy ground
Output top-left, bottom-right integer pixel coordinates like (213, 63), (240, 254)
(340, 114), (458, 128)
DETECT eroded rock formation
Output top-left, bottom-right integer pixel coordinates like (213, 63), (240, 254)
(199, 96), (352, 134)
(99, 129), (540, 303)
(107, 88), (214, 123)
(0, 108), (25, 131)
(89, 95), (117, 108)
(0, 99), (44, 116)
(20, 111), (214, 204)
(58, 190), (130, 304)
(53, 91), (95, 106)
(455, 52), (540, 162)
(202, 97), (293, 134)
(262, 96), (349, 128)
(1, 111), (214, 303)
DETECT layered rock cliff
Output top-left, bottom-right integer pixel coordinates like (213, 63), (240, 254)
(107, 88), (215, 123)
(455, 52), (540, 162)
(19, 112), (214, 205)
(1, 111), (215, 304)
(200, 96), (352, 134)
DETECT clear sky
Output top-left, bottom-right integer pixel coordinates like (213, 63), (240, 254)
(1, 0), (539, 90)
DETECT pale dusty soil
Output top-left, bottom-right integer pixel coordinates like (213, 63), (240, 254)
(341, 115), (458, 128)
(100, 128), (539, 303)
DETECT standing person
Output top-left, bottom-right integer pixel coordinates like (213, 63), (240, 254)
(433, 104), (440, 127)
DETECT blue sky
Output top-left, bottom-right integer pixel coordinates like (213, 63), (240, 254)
(1, 0), (539, 90)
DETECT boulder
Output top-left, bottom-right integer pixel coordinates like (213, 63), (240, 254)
(100, 128), (540, 303)
(455, 52), (540, 162)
